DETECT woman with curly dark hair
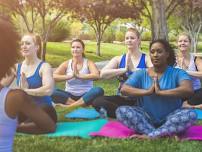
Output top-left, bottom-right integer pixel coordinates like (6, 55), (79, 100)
(116, 39), (197, 139)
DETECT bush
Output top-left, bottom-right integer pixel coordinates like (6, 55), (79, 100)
(115, 31), (125, 42)
(141, 31), (151, 41)
(102, 28), (115, 43)
(48, 21), (70, 42)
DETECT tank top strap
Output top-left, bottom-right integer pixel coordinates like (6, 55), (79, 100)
(137, 53), (146, 68)
(16, 63), (22, 85)
(119, 54), (126, 68)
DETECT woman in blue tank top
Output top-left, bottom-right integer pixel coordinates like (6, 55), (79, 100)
(2, 33), (57, 125)
(175, 33), (202, 109)
(92, 27), (153, 118)
(0, 18), (55, 152)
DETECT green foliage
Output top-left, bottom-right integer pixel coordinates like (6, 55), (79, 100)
(115, 31), (125, 42)
(102, 27), (115, 43)
(48, 21), (70, 42)
(141, 31), (151, 41)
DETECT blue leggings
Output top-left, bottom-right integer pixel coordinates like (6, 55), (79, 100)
(116, 106), (197, 138)
(51, 87), (104, 105)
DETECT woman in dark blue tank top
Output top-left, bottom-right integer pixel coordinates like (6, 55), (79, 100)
(3, 33), (57, 125)
(92, 28), (152, 118)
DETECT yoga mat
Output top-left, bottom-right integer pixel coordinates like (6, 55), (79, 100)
(179, 125), (202, 140)
(48, 119), (107, 138)
(65, 108), (100, 119)
(194, 109), (202, 120)
(90, 121), (135, 138)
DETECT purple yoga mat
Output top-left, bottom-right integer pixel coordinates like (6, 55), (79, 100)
(90, 121), (135, 138)
(179, 125), (202, 140)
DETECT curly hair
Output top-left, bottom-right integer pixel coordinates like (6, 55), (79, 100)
(0, 17), (19, 80)
(149, 39), (176, 66)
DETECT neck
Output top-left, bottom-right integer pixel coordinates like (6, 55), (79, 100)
(178, 50), (189, 59)
(73, 56), (83, 63)
(128, 48), (141, 57)
(153, 64), (168, 74)
(24, 55), (39, 65)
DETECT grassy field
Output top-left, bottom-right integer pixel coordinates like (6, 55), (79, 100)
(14, 41), (202, 152)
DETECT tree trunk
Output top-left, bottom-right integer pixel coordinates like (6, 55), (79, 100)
(42, 41), (46, 61)
(152, 0), (168, 40)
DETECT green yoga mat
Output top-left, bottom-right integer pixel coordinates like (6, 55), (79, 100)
(47, 119), (108, 139)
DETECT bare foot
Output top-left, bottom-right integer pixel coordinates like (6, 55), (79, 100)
(129, 134), (151, 140)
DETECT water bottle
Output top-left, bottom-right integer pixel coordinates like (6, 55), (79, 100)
(99, 107), (107, 119)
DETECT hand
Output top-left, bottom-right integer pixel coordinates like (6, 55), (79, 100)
(154, 76), (161, 95)
(73, 61), (79, 78)
(147, 82), (155, 95)
(19, 72), (29, 90)
(125, 52), (131, 72)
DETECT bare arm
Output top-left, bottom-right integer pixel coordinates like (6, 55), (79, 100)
(24, 63), (54, 96)
(187, 57), (202, 79)
(6, 90), (55, 134)
(100, 56), (127, 79)
(121, 83), (155, 97)
(155, 79), (193, 98)
(76, 60), (100, 80)
(0, 67), (16, 87)
(53, 61), (74, 82)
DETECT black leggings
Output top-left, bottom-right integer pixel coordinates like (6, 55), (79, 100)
(188, 88), (202, 105)
(92, 95), (136, 118)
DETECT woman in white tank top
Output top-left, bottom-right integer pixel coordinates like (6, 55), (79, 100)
(0, 17), (55, 152)
(176, 33), (202, 109)
(52, 39), (104, 108)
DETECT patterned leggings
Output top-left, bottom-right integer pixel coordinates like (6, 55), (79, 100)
(116, 106), (197, 138)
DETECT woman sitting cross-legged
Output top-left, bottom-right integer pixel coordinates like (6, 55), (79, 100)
(51, 39), (104, 108)
(116, 39), (197, 139)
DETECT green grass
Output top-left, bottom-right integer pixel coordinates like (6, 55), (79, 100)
(14, 41), (202, 152)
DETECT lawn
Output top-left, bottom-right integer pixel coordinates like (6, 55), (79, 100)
(14, 41), (202, 152)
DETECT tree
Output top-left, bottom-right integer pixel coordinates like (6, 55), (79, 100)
(174, 0), (202, 52)
(0, 0), (68, 60)
(64, 0), (143, 56)
(138, 0), (185, 40)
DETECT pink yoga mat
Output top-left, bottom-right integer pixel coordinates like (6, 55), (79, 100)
(90, 121), (135, 138)
(179, 125), (202, 140)
(90, 121), (202, 140)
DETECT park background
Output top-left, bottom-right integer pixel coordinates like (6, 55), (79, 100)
(0, 0), (202, 151)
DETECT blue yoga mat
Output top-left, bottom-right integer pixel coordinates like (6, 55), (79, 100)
(195, 109), (202, 120)
(47, 119), (107, 138)
(65, 108), (100, 119)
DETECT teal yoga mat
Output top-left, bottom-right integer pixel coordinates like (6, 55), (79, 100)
(65, 108), (100, 119)
(195, 109), (202, 120)
(47, 119), (108, 138)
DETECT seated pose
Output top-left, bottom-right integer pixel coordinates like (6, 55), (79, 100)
(2, 33), (57, 125)
(51, 39), (104, 108)
(175, 33), (202, 109)
(116, 39), (197, 139)
(0, 17), (55, 152)
(92, 28), (152, 118)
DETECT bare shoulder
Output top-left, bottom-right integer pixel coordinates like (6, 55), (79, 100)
(7, 89), (27, 104)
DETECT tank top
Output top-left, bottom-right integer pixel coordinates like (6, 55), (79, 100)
(175, 54), (201, 90)
(0, 87), (17, 152)
(65, 58), (93, 96)
(117, 53), (147, 94)
(16, 62), (52, 106)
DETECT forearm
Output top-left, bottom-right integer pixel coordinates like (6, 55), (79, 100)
(100, 68), (127, 79)
(121, 85), (152, 97)
(187, 71), (202, 79)
(78, 73), (100, 80)
(24, 86), (54, 96)
(53, 74), (72, 82)
(157, 87), (194, 98)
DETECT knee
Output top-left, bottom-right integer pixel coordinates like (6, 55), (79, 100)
(92, 87), (104, 96)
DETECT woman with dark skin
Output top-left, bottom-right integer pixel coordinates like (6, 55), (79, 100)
(116, 39), (197, 139)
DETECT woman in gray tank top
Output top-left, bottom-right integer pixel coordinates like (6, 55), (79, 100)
(52, 39), (104, 109)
